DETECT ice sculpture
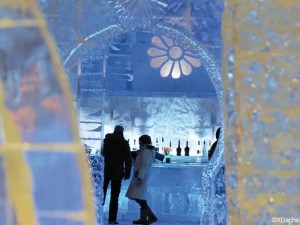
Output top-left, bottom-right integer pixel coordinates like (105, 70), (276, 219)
(148, 35), (201, 78)
(107, 0), (168, 30)
(0, 1), (95, 225)
(103, 96), (219, 156)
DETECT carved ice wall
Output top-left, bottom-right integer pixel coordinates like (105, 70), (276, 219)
(38, 0), (225, 224)
(223, 1), (300, 224)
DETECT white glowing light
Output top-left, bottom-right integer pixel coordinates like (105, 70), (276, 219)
(148, 35), (201, 79)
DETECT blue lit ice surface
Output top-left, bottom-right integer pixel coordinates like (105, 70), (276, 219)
(81, 95), (220, 154)
(85, 95), (222, 224)
(59, 12), (224, 225)
(102, 162), (207, 224)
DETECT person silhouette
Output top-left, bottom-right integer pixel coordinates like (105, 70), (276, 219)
(208, 127), (221, 160)
(126, 134), (158, 224)
(102, 125), (132, 224)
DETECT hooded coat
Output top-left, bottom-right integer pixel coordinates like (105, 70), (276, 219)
(125, 146), (156, 200)
(102, 133), (132, 180)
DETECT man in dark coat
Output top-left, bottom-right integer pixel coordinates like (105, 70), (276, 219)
(102, 125), (132, 224)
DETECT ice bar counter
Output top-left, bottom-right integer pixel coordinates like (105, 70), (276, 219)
(91, 148), (210, 224)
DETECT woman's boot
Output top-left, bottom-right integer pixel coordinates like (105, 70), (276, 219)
(132, 208), (148, 224)
(147, 207), (158, 224)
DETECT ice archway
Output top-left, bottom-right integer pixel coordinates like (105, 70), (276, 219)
(63, 22), (225, 224)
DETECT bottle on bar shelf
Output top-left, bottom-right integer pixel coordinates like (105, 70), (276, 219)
(197, 140), (201, 155)
(201, 140), (208, 162)
(133, 139), (137, 151)
(167, 140), (172, 162)
(161, 137), (164, 152)
(130, 139), (138, 160)
(176, 140), (181, 156)
(155, 138), (159, 152)
(184, 141), (190, 156)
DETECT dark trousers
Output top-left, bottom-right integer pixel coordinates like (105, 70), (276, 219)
(103, 176), (122, 222)
(134, 199), (149, 209)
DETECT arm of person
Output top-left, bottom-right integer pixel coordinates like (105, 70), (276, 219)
(130, 150), (138, 161)
(136, 150), (153, 180)
(124, 142), (132, 180)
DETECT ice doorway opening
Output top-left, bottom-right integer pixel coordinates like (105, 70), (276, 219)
(64, 26), (225, 224)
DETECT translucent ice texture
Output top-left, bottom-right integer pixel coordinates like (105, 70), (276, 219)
(39, 0), (225, 224)
(0, 1), (95, 225)
(223, 0), (300, 224)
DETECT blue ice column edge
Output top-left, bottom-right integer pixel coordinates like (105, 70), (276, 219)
(88, 155), (104, 225)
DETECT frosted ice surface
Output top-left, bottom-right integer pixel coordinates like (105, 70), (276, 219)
(38, 0), (226, 224)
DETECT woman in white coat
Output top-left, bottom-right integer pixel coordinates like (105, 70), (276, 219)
(126, 134), (158, 224)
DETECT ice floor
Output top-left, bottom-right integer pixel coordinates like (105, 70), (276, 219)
(102, 218), (199, 225)
(101, 165), (203, 225)
(102, 209), (199, 225)
(102, 210), (200, 225)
